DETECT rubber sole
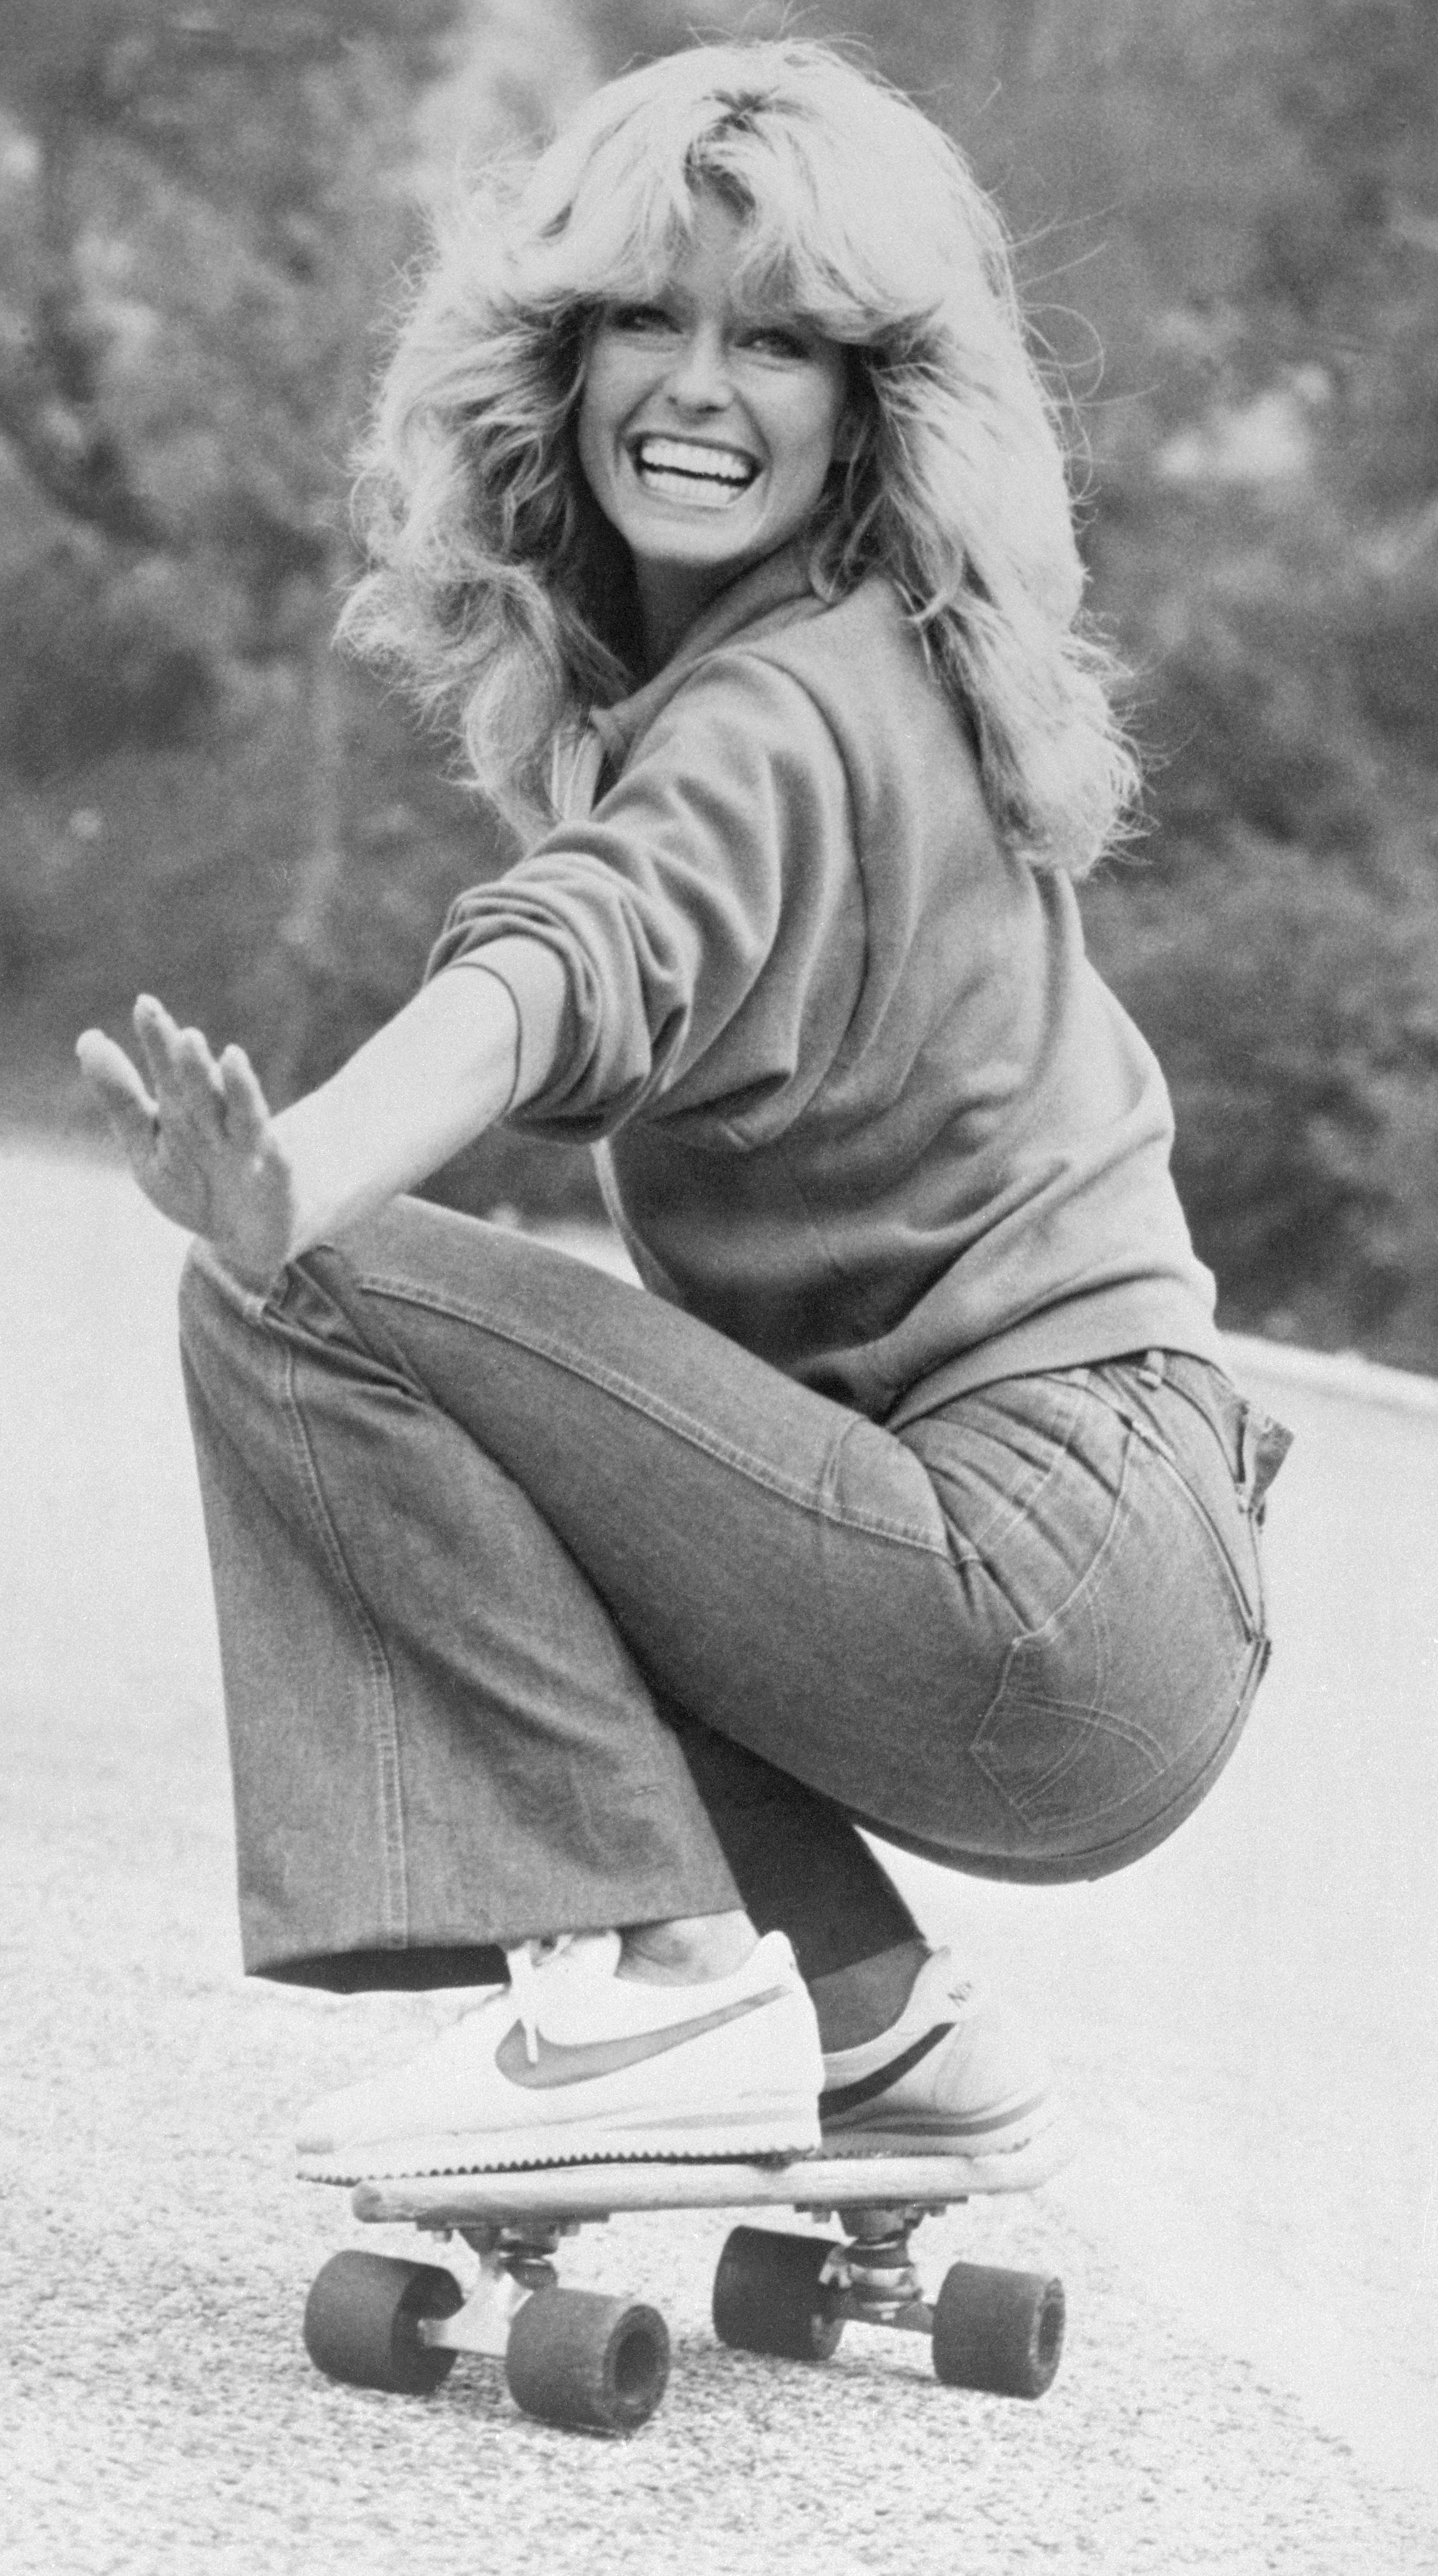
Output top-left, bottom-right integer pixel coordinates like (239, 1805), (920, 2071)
(297, 2103), (823, 2186)
(816, 2112), (1076, 2191)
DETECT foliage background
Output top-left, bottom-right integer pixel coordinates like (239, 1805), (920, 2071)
(1, 0), (1435, 1364)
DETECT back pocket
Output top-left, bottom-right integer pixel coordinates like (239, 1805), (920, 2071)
(970, 1425), (1259, 1848)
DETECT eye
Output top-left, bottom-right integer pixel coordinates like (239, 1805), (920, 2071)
(604, 301), (676, 337)
(739, 323), (813, 361)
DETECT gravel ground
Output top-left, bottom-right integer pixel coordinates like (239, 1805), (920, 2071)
(4, 1140), (1436, 2576)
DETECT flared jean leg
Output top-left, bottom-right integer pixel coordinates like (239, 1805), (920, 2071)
(181, 1195), (998, 1993)
(179, 1238), (748, 1981)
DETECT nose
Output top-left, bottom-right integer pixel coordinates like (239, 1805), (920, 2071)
(664, 322), (731, 413)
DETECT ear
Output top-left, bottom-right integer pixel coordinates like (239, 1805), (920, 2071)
(832, 406), (864, 463)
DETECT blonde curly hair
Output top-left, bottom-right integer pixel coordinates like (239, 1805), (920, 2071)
(340, 39), (1137, 874)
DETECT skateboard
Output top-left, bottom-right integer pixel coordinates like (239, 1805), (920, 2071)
(301, 2145), (1068, 2433)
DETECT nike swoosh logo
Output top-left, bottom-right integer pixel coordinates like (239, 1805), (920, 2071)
(819, 2022), (954, 2119)
(493, 1986), (788, 2089)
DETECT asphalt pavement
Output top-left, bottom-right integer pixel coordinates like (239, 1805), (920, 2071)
(4, 1140), (1435, 2575)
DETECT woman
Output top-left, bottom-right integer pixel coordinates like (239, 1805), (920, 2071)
(78, 41), (1288, 2186)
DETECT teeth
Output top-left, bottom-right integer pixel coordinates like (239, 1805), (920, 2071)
(634, 436), (757, 487)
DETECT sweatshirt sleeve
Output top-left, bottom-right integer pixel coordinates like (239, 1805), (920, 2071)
(423, 650), (853, 1142)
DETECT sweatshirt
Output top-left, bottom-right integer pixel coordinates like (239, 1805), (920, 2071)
(426, 544), (1224, 1427)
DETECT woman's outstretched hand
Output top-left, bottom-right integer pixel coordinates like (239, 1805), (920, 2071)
(76, 996), (297, 1288)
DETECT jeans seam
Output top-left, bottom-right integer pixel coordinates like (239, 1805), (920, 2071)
(360, 1274), (949, 1556)
(1085, 1368), (1264, 1638)
(1003, 1688), (1171, 1776)
(972, 1424), (1140, 1829)
(1017, 1629), (1269, 1877)
(277, 1342), (411, 1946)
(956, 1372), (1091, 1568)
(1147, 1444), (1264, 1639)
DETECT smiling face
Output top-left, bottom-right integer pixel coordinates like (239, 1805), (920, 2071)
(576, 194), (852, 667)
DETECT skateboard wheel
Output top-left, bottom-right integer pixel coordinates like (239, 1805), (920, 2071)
(712, 2226), (844, 2363)
(931, 2261), (1065, 2398)
(505, 2288), (670, 2432)
(303, 2250), (463, 2396)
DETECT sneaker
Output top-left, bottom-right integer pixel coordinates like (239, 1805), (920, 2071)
(295, 1929), (822, 2183)
(819, 1948), (1070, 2177)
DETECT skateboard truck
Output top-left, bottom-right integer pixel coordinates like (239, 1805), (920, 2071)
(411, 2201), (940, 2360)
(820, 2204), (933, 2333)
(410, 2220), (577, 2360)
(301, 2154), (1067, 2433)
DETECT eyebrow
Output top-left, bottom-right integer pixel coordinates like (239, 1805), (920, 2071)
(606, 282), (814, 336)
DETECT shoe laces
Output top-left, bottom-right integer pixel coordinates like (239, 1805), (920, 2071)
(502, 1935), (576, 2067)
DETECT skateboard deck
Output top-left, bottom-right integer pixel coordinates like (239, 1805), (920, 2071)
(347, 2138), (1064, 2223)
(303, 2143), (1069, 2431)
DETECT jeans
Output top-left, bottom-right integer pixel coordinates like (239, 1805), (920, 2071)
(177, 1197), (1290, 1991)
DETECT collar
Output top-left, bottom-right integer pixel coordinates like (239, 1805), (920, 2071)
(587, 542), (827, 768)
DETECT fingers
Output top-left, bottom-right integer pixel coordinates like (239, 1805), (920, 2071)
(133, 994), (245, 1164)
(74, 1028), (161, 1164)
(133, 995), (225, 1116)
(217, 1045), (273, 1156)
(94, 998), (264, 1162)
(130, 994), (180, 1100)
(76, 1027), (155, 1116)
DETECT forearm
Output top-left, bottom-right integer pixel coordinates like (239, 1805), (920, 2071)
(275, 937), (567, 1257)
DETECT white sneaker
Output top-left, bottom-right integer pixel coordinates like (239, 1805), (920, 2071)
(819, 1948), (1070, 2177)
(296, 1930), (822, 2182)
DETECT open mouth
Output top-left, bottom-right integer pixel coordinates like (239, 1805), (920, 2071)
(630, 435), (760, 511)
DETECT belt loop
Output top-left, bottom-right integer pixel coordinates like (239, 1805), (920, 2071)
(1240, 1411), (1295, 1524)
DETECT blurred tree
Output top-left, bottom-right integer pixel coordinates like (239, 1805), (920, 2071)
(0, 0), (608, 1215)
(1054, 0), (1438, 1359)
(0, 0), (464, 1091)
